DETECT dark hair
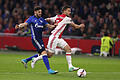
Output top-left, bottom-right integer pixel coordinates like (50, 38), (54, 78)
(104, 32), (108, 36)
(62, 5), (71, 12)
(34, 6), (41, 11)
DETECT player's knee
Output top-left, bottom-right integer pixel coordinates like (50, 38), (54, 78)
(64, 45), (71, 52)
(47, 54), (53, 58)
(66, 48), (71, 53)
(47, 52), (53, 58)
(40, 50), (47, 55)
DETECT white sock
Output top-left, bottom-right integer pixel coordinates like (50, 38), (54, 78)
(66, 52), (73, 68)
(33, 55), (43, 63)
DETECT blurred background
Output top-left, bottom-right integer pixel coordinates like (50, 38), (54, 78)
(0, 0), (120, 56)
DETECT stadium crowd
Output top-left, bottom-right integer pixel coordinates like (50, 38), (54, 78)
(0, 0), (120, 38)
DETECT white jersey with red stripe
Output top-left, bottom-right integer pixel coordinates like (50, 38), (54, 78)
(50, 14), (73, 38)
(47, 14), (73, 53)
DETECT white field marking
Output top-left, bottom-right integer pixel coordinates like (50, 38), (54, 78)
(0, 72), (120, 75)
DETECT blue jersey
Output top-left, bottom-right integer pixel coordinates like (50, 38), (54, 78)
(26, 16), (48, 40)
(25, 16), (48, 53)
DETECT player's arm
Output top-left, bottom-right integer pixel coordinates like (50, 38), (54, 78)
(15, 16), (32, 29)
(44, 17), (57, 29)
(70, 22), (85, 29)
(15, 22), (28, 29)
(45, 24), (55, 29)
(45, 18), (58, 27)
(45, 18), (51, 22)
(45, 15), (57, 23)
(66, 17), (85, 29)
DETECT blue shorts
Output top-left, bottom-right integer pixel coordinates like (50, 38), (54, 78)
(31, 38), (45, 54)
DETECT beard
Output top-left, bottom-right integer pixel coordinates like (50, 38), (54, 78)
(35, 14), (41, 18)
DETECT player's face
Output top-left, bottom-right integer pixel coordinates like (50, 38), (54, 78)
(35, 9), (42, 17)
(64, 8), (71, 16)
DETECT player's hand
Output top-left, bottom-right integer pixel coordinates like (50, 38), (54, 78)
(46, 24), (55, 29)
(54, 23), (58, 26)
(79, 24), (85, 28)
(51, 25), (56, 28)
(15, 24), (19, 29)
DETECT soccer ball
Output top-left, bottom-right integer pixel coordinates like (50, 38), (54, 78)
(77, 69), (86, 77)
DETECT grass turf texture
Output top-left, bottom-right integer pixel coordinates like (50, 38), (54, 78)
(0, 51), (120, 80)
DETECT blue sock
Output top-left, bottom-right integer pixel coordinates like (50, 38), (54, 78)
(26, 54), (38, 62)
(42, 55), (50, 70)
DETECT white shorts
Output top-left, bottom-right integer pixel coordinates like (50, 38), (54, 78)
(47, 35), (68, 53)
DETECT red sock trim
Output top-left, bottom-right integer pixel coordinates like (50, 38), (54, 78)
(66, 54), (71, 56)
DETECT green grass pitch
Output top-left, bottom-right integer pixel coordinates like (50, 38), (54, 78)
(0, 51), (120, 80)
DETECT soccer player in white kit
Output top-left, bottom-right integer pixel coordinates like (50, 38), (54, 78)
(32, 6), (85, 72)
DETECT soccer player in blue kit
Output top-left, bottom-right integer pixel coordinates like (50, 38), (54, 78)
(15, 6), (58, 74)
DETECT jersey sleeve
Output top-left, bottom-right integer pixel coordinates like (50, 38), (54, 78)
(25, 16), (32, 25)
(49, 15), (58, 22)
(64, 17), (73, 24)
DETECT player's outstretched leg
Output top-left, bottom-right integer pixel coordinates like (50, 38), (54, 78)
(31, 51), (54, 68)
(64, 45), (80, 72)
(42, 52), (58, 74)
(66, 52), (80, 72)
(21, 54), (38, 68)
(31, 55), (43, 68)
